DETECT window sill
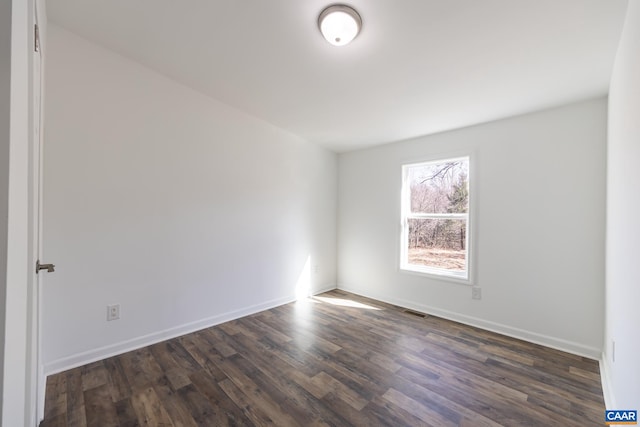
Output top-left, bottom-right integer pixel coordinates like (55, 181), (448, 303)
(399, 265), (472, 286)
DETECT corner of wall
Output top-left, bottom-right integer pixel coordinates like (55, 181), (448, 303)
(599, 355), (616, 410)
(312, 283), (337, 296)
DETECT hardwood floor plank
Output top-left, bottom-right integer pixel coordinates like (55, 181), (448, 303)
(65, 368), (87, 427)
(425, 332), (488, 363)
(151, 376), (200, 427)
(366, 395), (437, 427)
(84, 384), (119, 427)
(479, 343), (536, 366)
(319, 392), (376, 427)
(382, 387), (459, 427)
(130, 386), (174, 426)
(394, 365), (542, 426)
(183, 334), (231, 384)
(484, 357), (604, 403)
(44, 370), (67, 421)
(80, 362), (109, 391)
(199, 328), (238, 358)
(169, 340), (203, 374)
(42, 290), (607, 426)
(117, 350), (156, 392)
(148, 342), (182, 373)
(216, 331), (351, 426)
(569, 365), (602, 382)
(176, 334), (214, 370)
(217, 378), (279, 426)
(416, 330), (604, 409)
(188, 370), (252, 426)
(114, 398), (140, 427)
(174, 383), (225, 426)
(213, 354), (300, 427)
(398, 349), (529, 404)
(103, 357), (132, 402)
(163, 367), (192, 391)
(311, 371), (368, 411)
(366, 350), (402, 373)
(413, 342), (597, 425)
(240, 316), (293, 344)
(138, 348), (166, 383)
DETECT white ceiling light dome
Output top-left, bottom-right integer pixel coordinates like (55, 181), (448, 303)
(318, 5), (362, 46)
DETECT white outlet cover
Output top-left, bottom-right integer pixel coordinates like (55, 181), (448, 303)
(107, 304), (120, 321)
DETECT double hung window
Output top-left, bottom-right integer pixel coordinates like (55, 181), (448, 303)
(401, 157), (470, 281)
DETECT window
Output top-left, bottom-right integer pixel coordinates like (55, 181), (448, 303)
(401, 156), (470, 281)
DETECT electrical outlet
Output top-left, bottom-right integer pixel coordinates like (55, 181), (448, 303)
(313, 265), (319, 275)
(472, 287), (482, 300)
(107, 304), (120, 321)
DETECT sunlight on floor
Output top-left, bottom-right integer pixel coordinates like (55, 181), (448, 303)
(313, 296), (382, 310)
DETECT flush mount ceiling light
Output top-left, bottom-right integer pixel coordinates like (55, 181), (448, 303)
(318, 5), (362, 46)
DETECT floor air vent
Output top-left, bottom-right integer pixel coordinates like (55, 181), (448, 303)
(403, 309), (426, 318)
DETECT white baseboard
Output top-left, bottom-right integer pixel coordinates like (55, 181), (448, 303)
(43, 294), (297, 376)
(599, 356), (616, 409)
(338, 283), (602, 360)
(43, 282), (339, 378)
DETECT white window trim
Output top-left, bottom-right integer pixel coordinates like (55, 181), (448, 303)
(399, 155), (473, 284)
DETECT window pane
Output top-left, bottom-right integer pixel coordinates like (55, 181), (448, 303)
(408, 161), (468, 214)
(407, 218), (467, 271)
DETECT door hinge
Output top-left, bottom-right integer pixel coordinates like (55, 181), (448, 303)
(34, 24), (40, 52)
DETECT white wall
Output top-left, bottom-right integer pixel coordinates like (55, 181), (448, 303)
(338, 98), (607, 357)
(43, 25), (337, 373)
(603, 0), (640, 410)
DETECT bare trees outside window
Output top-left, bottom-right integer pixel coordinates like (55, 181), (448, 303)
(401, 157), (470, 280)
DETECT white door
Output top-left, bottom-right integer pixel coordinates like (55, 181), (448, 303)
(31, 11), (48, 423)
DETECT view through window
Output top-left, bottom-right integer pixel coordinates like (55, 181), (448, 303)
(401, 157), (470, 280)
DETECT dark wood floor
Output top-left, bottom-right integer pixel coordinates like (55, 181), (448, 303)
(41, 290), (605, 426)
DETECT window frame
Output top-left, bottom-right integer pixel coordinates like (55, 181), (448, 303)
(400, 155), (473, 284)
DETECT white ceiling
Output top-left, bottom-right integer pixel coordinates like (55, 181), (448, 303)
(47, 0), (628, 152)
